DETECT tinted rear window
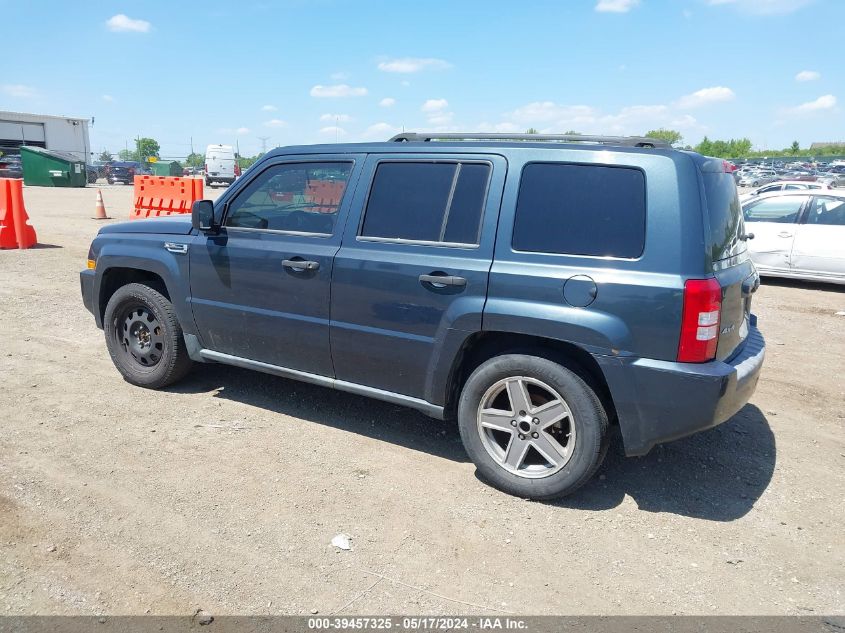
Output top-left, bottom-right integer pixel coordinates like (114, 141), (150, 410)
(512, 163), (646, 258)
(361, 162), (490, 244)
(703, 172), (746, 262)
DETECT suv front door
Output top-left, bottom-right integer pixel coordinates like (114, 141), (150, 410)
(330, 154), (506, 403)
(189, 156), (363, 376)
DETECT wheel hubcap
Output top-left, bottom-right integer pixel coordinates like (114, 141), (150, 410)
(476, 376), (576, 479)
(119, 306), (164, 367)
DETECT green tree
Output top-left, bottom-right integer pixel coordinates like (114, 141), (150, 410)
(185, 152), (204, 168)
(98, 150), (113, 162)
(790, 140), (800, 155)
(117, 149), (135, 161)
(135, 137), (160, 162)
(525, 127), (539, 134)
(564, 130), (580, 135)
(237, 154), (262, 170)
(645, 128), (683, 146)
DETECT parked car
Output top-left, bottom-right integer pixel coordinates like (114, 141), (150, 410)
(108, 161), (151, 184)
(742, 191), (845, 284)
(0, 154), (23, 179)
(738, 171), (777, 187)
(86, 161), (109, 184)
(739, 180), (831, 202)
(205, 144), (241, 187)
(80, 132), (765, 500)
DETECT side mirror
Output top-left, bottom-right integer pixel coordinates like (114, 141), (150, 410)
(191, 200), (217, 232)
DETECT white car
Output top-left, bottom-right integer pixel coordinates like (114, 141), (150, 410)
(742, 191), (845, 284)
(739, 180), (831, 203)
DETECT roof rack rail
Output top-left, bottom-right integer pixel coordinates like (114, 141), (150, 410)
(388, 132), (670, 149)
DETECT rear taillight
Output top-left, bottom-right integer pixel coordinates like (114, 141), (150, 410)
(677, 278), (722, 363)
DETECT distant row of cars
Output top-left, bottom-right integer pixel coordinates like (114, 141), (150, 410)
(734, 161), (845, 188)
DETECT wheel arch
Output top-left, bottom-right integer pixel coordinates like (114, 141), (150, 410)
(97, 266), (170, 326)
(442, 331), (617, 424)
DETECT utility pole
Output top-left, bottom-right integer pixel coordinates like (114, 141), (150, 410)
(257, 136), (270, 155)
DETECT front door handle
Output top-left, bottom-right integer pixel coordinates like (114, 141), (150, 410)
(777, 231), (793, 238)
(419, 273), (467, 287)
(282, 258), (320, 272)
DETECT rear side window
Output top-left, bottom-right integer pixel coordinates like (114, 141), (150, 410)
(361, 162), (490, 244)
(806, 197), (845, 226)
(703, 172), (747, 262)
(512, 163), (646, 258)
(743, 195), (807, 223)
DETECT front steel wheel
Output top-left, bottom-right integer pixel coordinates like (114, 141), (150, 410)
(104, 283), (192, 389)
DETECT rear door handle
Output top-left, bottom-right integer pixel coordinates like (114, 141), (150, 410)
(419, 274), (467, 287)
(777, 231), (793, 238)
(282, 259), (320, 272)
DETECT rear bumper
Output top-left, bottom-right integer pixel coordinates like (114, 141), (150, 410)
(599, 320), (766, 456)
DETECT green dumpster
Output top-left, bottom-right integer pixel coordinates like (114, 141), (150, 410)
(20, 146), (87, 187)
(150, 160), (184, 177)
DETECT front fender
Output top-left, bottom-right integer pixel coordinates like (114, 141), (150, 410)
(94, 235), (194, 332)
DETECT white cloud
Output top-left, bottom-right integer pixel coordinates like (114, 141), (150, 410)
(310, 84), (368, 98)
(476, 121), (523, 133)
(509, 102), (597, 124)
(379, 97), (396, 107)
(362, 122), (401, 139)
(320, 113), (352, 122)
(236, 127), (250, 135)
(319, 126), (347, 137)
(427, 113), (454, 125)
(401, 80), (411, 87)
(595, 0), (640, 12)
(421, 98), (449, 113)
(705, 0), (813, 14)
(263, 119), (287, 128)
(675, 86), (735, 108)
(2, 84), (36, 98)
(330, 71), (349, 80)
(106, 14), (151, 33)
(261, 104), (277, 111)
(795, 70), (820, 82)
(377, 57), (451, 73)
(102, 94), (114, 102)
(787, 94), (837, 114)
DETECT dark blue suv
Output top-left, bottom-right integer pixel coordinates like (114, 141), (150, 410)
(80, 133), (765, 499)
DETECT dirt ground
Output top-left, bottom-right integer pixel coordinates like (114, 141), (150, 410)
(1, 183), (843, 616)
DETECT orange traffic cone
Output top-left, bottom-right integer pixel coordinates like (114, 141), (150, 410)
(93, 189), (111, 220)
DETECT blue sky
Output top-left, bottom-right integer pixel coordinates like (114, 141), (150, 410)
(1, 0), (841, 158)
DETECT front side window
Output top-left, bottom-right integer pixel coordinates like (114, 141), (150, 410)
(743, 196), (807, 223)
(512, 163), (646, 258)
(806, 197), (845, 226)
(226, 162), (353, 234)
(360, 161), (491, 244)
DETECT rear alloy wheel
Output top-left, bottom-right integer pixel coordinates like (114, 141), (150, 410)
(458, 354), (608, 500)
(104, 283), (192, 389)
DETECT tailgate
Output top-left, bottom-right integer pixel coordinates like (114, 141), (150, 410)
(700, 164), (757, 361)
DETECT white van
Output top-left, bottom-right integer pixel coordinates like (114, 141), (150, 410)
(205, 144), (240, 187)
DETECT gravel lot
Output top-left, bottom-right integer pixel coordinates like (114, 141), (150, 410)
(1, 182), (843, 616)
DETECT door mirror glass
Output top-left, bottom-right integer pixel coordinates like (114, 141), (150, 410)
(192, 199), (216, 232)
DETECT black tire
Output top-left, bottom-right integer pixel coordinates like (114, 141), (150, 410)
(103, 283), (192, 389)
(457, 354), (608, 500)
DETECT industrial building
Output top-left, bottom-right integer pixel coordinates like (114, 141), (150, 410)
(0, 110), (90, 162)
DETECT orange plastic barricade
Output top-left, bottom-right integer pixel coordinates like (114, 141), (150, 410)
(0, 178), (37, 249)
(131, 176), (204, 220)
(305, 179), (346, 213)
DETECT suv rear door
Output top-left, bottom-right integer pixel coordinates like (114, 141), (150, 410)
(330, 153), (506, 401)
